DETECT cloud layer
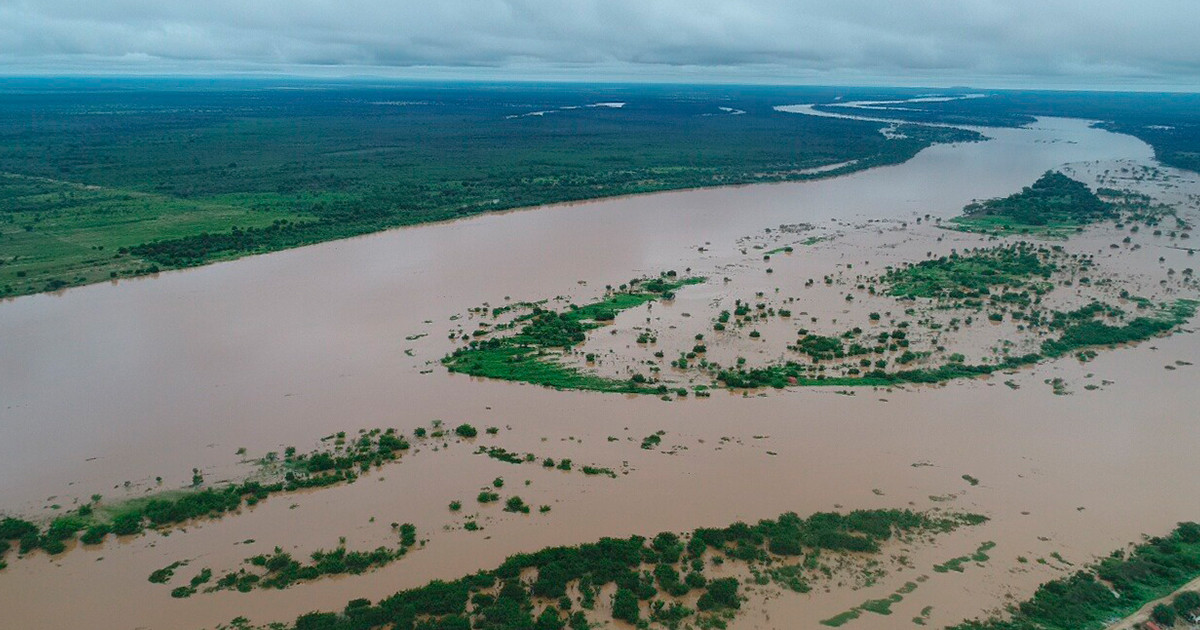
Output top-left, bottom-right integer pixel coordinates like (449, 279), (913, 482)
(2, 0), (1198, 87)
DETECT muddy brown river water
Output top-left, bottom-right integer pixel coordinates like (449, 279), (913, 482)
(1, 115), (1198, 629)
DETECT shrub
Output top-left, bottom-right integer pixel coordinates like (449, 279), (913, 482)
(80, 524), (110, 545)
(697, 577), (740, 610)
(612, 587), (640, 623)
(0, 518), (38, 541)
(504, 497), (530, 514)
(1151, 603), (1177, 626)
(454, 424), (478, 439)
(111, 512), (144, 536)
(1174, 590), (1200, 615)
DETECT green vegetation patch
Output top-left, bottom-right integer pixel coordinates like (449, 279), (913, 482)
(0, 427), (413, 565)
(166, 524), (419, 596)
(442, 275), (703, 393)
(948, 171), (1117, 237)
(254, 508), (985, 630)
(947, 522), (1200, 630)
(934, 541), (996, 573)
(883, 242), (1055, 299)
(821, 609), (863, 627)
(1041, 299), (1197, 357)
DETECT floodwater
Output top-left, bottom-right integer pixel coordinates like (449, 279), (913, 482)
(1, 113), (1198, 630)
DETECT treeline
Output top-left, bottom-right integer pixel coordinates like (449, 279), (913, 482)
(1041, 299), (1196, 358)
(717, 353), (1043, 390)
(948, 521), (1200, 630)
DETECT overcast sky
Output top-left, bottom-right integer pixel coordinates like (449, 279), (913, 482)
(2, 0), (1198, 89)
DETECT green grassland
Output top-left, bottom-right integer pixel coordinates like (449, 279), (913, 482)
(0, 80), (980, 298)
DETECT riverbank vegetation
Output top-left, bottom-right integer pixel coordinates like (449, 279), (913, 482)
(221, 508), (985, 630)
(0, 80), (981, 299)
(947, 522), (1200, 630)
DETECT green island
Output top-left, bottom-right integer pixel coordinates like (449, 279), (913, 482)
(159, 523), (418, 597)
(947, 171), (1118, 237)
(0, 81), (980, 299)
(210, 508), (986, 630)
(445, 242), (1195, 395)
(947, 522), (1200, 630)
(442, 274), (705, 393)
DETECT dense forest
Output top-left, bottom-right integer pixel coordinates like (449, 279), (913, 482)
(0, 80), (976, 298)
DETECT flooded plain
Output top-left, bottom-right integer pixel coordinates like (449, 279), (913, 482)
(1, 113), (1198, 629)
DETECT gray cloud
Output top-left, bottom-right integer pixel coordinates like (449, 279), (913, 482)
(1, 0), (1198, 88)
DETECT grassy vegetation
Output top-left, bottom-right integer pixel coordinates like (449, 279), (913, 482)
(821, 541), (992, 626)
(0, 80), (980, 299)
(947, 171), (1116, 237)
(239, 508), (984, 630)
(947, 522), (1200, 630)
(442, 275), (703, 392)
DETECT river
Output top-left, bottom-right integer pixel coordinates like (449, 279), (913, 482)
(1, 111), (1197, 629)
